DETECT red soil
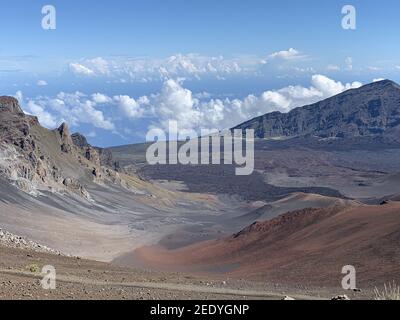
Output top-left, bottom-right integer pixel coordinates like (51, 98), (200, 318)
(128, 202), (400, 288)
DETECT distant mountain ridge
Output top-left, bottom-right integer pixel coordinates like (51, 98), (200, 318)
(233, 80), (400, 139)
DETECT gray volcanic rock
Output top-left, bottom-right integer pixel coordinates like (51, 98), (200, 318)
(0, 228), (62, 255)
(71, 132), (90, 148)
(57, 122), (73, 153)
(71, 132), (101, 166)
(0, 97), (126, 199)
(233, 80), (400, 139)
(0, 96), (24, 114)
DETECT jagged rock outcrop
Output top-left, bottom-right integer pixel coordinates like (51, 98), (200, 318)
(71, 132), (101, 166)
(71, 132), (89, 148)
(233, 80), (400, 139)
(0, 96), (24, 114)
(57, 122), (73, 153)
(0, 97), (51, 194)
(98, 148), (121, 172)
(85, 147), (101, 166)
(0, 96), (129, 200)
(103, 167), (122, 185)
(1, 97), (39, 150)
(62, 177), (91, 199)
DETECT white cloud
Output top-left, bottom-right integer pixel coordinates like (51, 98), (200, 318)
(26, 100), (57, 128)
(269, 48), (306, 60)
(14, 91), (56, 128)
(53, 92), (115, 130)
(80, 100), (115, 130)
(91, 93), (112, 104)
(19, 75), (364, 138)
(69, 63), (95, 76)
(68, 53), (267, 81)
(327, 65), (340, 71)
(293, 67), (315, 73)
(143, 75), (363, 132)
(151, 79), (202, 130)
(345, 57), (353, 71)
(311, 74), (361, 96)
(194, 91), (212, 99)
(14, 90), (23, 104)
(87, 57), (109, 74)
(373, 78), (385, 82)
(37, 80), (48, 86)
(22, 91), (115, 131)
(67, 51), (332, 82)
(87, 131), (97, 138)
(113, 95), (145, 119)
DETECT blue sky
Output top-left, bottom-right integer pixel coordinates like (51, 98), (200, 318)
(1, 0), (400, 146)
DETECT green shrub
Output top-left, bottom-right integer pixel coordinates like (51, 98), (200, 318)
(27, 264), (40, 273)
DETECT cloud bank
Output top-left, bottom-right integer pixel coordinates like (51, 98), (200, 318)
(16, 75), (362, 139)
(67, 50), (311, 82)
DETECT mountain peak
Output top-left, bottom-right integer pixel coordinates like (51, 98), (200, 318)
(363, 79), (400, 90)
(233, 79), (400, 139)
(0, 96), (24, 114)
(372, 79), (398, 85)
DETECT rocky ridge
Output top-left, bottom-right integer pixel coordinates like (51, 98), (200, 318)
(233, 80), (400, 139)
(0, 96), (125, 199)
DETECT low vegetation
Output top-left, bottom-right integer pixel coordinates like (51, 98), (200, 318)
(374, 282), (400, 300)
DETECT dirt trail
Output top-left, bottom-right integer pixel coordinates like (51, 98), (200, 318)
(0, 268), (323, 300)
(2, 246), (355, 300)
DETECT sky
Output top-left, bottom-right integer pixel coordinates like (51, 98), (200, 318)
(1, 0), (400, 146)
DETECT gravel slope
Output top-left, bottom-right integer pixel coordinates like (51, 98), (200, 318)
(0, 245), (368, 300)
